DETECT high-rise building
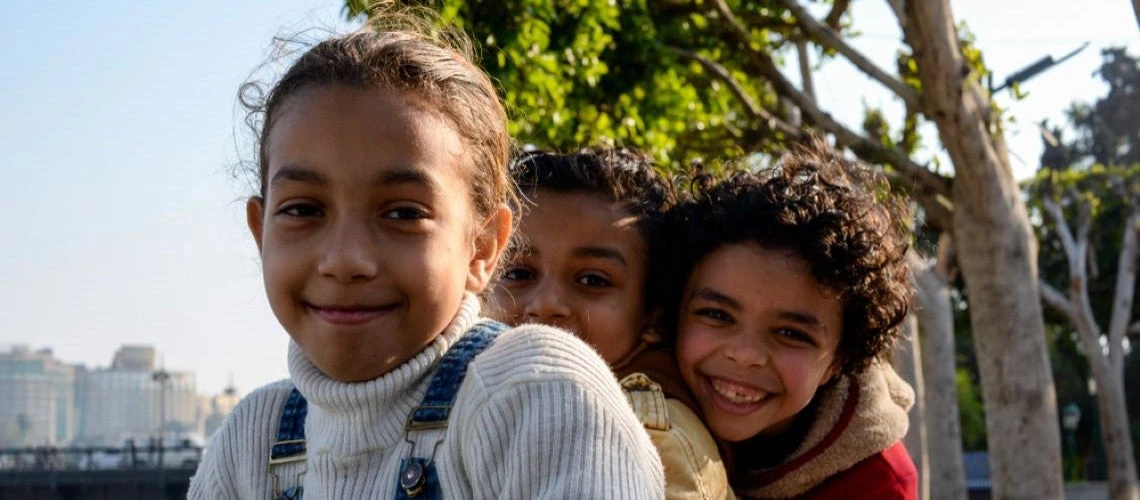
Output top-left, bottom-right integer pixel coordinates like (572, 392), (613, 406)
(76, 345), (199, 446)
(0, 346), (77, 446)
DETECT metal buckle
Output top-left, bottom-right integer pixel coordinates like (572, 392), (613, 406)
(269, 439), (306, 498)
(405, 405), (452, 431)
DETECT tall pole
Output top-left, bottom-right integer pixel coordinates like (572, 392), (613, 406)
(152, 369), (170, 479)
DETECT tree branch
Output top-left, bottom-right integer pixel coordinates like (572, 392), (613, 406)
(1131, 321), (1140, 338)
(773, 0), (921, 110)
(1134, 0), (1140, 32)
(1040, 280), (1078, 325)
(1106, 210), (1140, 371)
(667, 46), (802, 138)
(706, 0), (953, 231)
(1042, 197), (1078, 267)
(823, 0), (852, 30)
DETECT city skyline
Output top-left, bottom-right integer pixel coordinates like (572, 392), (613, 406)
(0, 343), (236, 448)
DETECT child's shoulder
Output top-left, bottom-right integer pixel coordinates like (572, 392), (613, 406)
(475, 322), (616, 380)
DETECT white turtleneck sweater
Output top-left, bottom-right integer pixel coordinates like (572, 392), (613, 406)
(188, 295), (664, 499)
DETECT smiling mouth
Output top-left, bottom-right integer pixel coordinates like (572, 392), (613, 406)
(306, 303), (399, 326)
(706, 376), (774, 414)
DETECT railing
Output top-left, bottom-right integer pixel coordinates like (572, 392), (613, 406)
(0, 443), (203, 472)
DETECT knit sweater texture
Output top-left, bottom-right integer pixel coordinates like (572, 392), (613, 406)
(188, 295), (665, 499)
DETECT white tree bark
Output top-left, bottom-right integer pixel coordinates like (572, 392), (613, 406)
(1040, 197), (1140, 500)
(894, 313), (930, 500)
(902, 1), (1065, 497)
(909, 243), (968, 500)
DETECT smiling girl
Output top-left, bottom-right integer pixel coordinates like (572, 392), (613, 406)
(188, 13), (663, 499)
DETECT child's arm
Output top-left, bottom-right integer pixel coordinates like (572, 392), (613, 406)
(459, 325), (666, 498)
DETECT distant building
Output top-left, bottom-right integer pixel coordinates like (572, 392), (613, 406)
(0, 346), (77, 446)
(110, 345), (158, 371)
(76, 345), (199, 446)
(202, 383), (240, 438)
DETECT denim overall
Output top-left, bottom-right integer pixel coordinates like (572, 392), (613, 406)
(269, 320), (508, 499)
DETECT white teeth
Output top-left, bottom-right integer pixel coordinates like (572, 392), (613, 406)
(711, 379), (766, 404)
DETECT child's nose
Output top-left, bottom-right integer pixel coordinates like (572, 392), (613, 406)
(523, 280), (572, 322)
(317, 221), (379, 283)
(722, 332), (771, 368)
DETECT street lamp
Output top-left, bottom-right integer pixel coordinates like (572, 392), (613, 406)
(1062, 402), (1082, 480)
(152, 369), (170, 470)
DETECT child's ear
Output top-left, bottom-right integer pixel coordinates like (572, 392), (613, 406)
(823, 359), (842, 385)
(246, 196), (266, 253)
(639, 308), (665, 345)
(467, 204), (513, 293)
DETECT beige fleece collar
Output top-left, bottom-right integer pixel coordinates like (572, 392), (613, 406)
(737, 363), (913, 498)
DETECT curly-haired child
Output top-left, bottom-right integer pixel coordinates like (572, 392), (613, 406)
(659, 139), (917, 498)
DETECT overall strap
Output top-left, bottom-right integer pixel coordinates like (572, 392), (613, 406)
(396, 319), (508, 499)
(270, 387), (307, 500)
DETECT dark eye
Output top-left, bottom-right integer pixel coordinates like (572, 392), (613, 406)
(278, 203), (323, 218)
(576, 273), (612, 288)
(501, 267), (536, 282)
(776, 328), (816, 346)
(381, 206), (429, 220)
(694, 307), (734, 324)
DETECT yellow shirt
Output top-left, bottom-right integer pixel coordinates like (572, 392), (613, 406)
(621, 372), (734, 500)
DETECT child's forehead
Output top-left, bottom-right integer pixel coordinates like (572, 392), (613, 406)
(515, 190), (647, 256)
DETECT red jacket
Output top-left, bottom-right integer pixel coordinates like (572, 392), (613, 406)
(734, 364), (917, 499)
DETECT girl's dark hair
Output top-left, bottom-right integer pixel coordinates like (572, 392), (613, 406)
(659, 139), (913, 375)
(241, 10), (513, 217)
(509, 148), (676, 308)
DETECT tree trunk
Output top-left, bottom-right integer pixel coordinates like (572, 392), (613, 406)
(894, 313), (930, 500)
(1090, 355), (1140, 500)
(904, 1), (1064, 497)
(1133, 0), (1140, 32)
(910, 253), (968, 500)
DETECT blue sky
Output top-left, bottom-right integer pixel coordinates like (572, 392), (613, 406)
(2, 0), (1137, 397)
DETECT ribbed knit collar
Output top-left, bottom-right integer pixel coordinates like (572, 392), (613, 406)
(287, 293), (482, 457)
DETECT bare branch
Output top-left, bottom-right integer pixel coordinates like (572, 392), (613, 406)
(1040, 280), (1078, 325)
(884, 0), (905, 23)
(796, 39), (816, 103)
(666, 46), (802, 138)
(706, 0), (953, 230)
(823, 0), (851, 30)
(1106, 211), (1140, 371)
(1042, 197), (1079, 266)
(773, 0), (921, 110)
(1134, 0), (1140, 32)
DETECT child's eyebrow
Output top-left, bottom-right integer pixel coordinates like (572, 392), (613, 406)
(572, 246), (628, 268)
(271, 165), (327, 187)
(778, 311), (824, 330)
(372, 167), (435, 189)
(689, 287), (741, 311)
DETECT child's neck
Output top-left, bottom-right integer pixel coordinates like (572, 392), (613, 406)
(735, 397), (820, 470)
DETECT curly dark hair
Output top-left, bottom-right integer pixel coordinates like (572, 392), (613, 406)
(658, 139), (913, 375)
(509, 148), (676, 309)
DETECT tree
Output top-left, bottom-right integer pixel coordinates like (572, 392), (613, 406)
(1030, 47), (1140, 500)
(349, 0), (1064, 495)
(1033, 166), (1139, 499)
